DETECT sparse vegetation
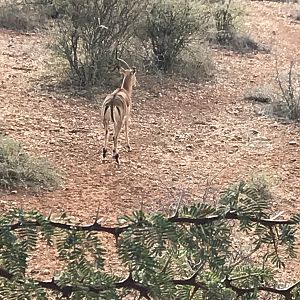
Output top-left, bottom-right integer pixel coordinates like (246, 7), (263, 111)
(245, 63), (300, 122)
(170, 44), (215, 82)
(274, 61), (300, 121)
(0, 135), (60, 191)
(212, 0), (238, 44)
(0, 0), (50, 31)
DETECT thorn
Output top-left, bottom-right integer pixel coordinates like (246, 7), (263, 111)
(161, 254), (172, 273)
(48, 209), (52, 220)
(94, 201), (101, 224)
(140, 199), (144, 213)
(189, 286), (199, 299)
(172, 190), (185, 218)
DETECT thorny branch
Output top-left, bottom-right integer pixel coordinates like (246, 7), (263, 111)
(224, 276), (300, 300)
(0, 266), (299, 299)
(0, 209), (299, 298)
(1, 210), (296, 239)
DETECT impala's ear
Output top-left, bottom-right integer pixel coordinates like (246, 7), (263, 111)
(118, 66), (126, 75)
(131, 66), (136, 75)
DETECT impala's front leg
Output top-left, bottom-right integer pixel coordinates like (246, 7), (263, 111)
(124, 117), (131, 151)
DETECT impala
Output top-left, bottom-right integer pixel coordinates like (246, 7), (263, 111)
(101, 58), (137, 164)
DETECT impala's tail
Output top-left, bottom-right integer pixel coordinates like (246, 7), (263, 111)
(102, 95), (126, 125)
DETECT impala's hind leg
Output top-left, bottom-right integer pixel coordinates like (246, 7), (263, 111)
(113, 121), (122, 164)
(124, 117), (131, 151)
(103, 121), (109, 160)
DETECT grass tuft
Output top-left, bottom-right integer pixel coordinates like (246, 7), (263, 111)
(0, 135), (60, 191)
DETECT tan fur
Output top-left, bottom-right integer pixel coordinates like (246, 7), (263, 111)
(101, 67), (136, 164)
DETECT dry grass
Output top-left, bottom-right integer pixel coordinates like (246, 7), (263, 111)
(0, 0), (48, 31)
(0, 135), (60, 191)
(244, 85), (274, 103)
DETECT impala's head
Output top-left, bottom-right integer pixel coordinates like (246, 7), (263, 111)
(119, 66), (137, 87)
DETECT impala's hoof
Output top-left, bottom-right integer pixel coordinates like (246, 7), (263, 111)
(114, 153), (120, 164)
(102, 148), (107, 159)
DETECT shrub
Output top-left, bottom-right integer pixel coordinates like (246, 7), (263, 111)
(170, 43), (215, 82)
(275, 61), (300, 121)
(136, 0), (211, 73)
(210, 1), (266, 53)
(249, 174), (272, 201)
(0, 135), (60, 191)
(52, 0), (148, 87)
(211, 0), (240, 44)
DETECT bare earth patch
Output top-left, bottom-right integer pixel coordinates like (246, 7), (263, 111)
(0, 0), (300, 284)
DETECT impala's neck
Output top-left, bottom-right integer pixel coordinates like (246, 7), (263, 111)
(121, 75), (133, 97)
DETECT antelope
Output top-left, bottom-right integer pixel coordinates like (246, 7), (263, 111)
(101, 57), (137, 164)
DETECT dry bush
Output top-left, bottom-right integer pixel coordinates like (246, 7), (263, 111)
(0, 135), (60, 191)
(211, 0), (267, 53)
(250, 63), (300, 122)
(170, 43), (215, 82)
(0, 0), (51, 31)
(51, 0), (148, 87)
(274, 61), (300, 121)
(210, 0), (242, 44)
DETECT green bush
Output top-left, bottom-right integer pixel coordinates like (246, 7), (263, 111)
(136, 0), (211, 74)
(0, 135), (60, 191)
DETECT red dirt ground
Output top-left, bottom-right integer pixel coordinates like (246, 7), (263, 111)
(1, 0), (300, 285)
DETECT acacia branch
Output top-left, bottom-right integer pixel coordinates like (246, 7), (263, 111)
(1, 210), (296, 240)
(224, 276), (300, 300)
(168, 210), (296, 227)
(0, 267), (299, 299)
(3, 219), (129, 239)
